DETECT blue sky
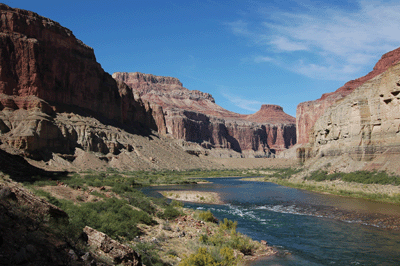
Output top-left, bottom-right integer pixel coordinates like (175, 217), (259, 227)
(5, 1), (400, 117)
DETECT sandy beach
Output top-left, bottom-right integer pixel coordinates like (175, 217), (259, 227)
(159, 190), (224, 204)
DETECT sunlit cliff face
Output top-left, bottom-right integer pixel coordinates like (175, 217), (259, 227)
(378, 63), (400, 134)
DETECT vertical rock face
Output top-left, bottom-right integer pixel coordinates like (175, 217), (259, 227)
(0, 4), (170, 159)
(0, 4), (163, 132)
(113, 72), (296, 156)
(306, 60), (400, 164)
(296, 47), (400, 145)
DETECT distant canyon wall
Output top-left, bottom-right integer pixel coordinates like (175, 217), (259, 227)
(113, 72), (296, 157)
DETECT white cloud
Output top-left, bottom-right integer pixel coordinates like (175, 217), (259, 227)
(269, 36), (308, 52)
(221, 92), (262, 112)
(254, 56), (273, 63)
(228, 0), (400, 81)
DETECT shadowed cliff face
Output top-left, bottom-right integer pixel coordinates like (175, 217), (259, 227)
(113, 72), (296, 156)
(296, 47), (400, 145)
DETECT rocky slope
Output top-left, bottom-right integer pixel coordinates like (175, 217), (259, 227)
(297, 47), (400, 145)
(113, 72), (296, 157)
(300, 58), (400, 174)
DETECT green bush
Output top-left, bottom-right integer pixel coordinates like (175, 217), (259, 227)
(133, 242), (164, 266)
(198, 210), (218, 223)
(178, 247), (238, 266)
(31, 189), (61, 207)
(58, 197), (156, 241)
(125, 190), (157, 214)
(270, 168), (302, 179)
(178, 247), (218, 266)
(171, 200), (184, 207)
(219, 218), (237, 231)
(158, 205), (182, 220)
(228, 233), (254, 255)
(306, 170), (400, 185)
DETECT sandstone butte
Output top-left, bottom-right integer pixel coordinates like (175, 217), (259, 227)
(113, 72), (296, 157)
(296, 47), (400, 145)
(0, 3), (295, 165)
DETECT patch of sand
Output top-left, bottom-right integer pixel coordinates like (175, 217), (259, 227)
(160, 190), (224, 204)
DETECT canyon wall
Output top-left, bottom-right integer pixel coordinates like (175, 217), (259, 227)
(113, 72), (296, 157)
(0, 4), (164, 132)
(0, 4), (213, 171)
(297, 47), (400, 145)
(302, 60), (400, 170)
(0, 3), (295, 162)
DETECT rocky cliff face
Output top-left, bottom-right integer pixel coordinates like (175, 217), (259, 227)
(113, 72), (296, 157)
(297, 47), (400, 145)
(0, 4), (217, 171)
(0, 4), (164, 133)
(303, 60), (400, 170)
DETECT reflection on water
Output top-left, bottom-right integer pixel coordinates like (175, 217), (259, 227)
(142, 177), (400, 266)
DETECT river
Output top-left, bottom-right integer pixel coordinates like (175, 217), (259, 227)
(141, 177), (400, 265)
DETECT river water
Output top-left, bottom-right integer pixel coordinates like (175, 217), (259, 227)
(142, 177), (400, 265)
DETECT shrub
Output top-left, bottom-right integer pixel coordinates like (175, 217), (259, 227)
(158, 206), (181, 220)
(171, 200), (184, 207)
(198, 210), (218, 223)
(125, 191), (157, 214)
(179, 247), (238, 266)
(133, 242), (164, 266)
(219, 218), (237, 231)
(178, 247), (217, 266)
(228, 233), (254, 255)
(58, 197), (156, 241)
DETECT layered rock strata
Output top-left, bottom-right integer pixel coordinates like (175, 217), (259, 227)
(0, 4), (165, 134)
(113, 72), (296, 156)
(297, 47), (400, 145)
(0, 4), (182, 167)
(302, 61), (400, 166)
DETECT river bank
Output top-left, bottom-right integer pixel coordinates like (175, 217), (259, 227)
(245, 176), (400, 204)
(148, 177), (400, 265)
(242, 176), (400, 230)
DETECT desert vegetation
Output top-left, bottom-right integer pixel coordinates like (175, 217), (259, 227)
(17, 168), (275, 265)
(254, 168), (400, 204)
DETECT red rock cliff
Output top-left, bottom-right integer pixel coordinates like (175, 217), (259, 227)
(0, 4), (171, 160)
(296, 47), (400, 144)
(0, 4), (164, 132)
(113, 72), (296, 156)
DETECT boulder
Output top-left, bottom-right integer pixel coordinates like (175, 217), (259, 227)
(83, 226), (142, 266)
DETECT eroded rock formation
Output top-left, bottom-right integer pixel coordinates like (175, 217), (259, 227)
(0, 4), (164, 134)
(113, 72), (296, 157)
(0, 4), (188, 169)
(303, 60), (400, 170)
(0, 3), (295, 164)
(297, 47), (400, 145)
